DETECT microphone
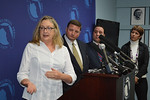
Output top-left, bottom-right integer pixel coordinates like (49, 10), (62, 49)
(99, 44), (109, 62)
(99, 35), (120, 52)
(99, 43), (113, 74)
(108, 56), (131, 75)
(99, 35), (136, 69)
(114, 52), (135, 69)
(99, 35), (132, 60)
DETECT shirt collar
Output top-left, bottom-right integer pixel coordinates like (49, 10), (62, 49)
(93, 40), (99, 45)
(130, 39), (139, 46)
(40, 40), (59, 50)
(64, 34), (77, 45)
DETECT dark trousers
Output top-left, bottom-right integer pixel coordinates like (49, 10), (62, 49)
(135, 78), (148, 100)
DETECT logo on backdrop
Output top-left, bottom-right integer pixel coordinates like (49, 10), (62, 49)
(84, 0), (93, 7)
(0, 79), (15, 100)
(124, 76), (130, 100)
(83, 27), (92, 43)
(70, 5), (79, 20)
(27, 0), (43, 21)
(0, 19), (15, 49)
(59, 26), (63, 36)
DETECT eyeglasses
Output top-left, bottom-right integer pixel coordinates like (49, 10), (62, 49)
(39, 27), (55, 31)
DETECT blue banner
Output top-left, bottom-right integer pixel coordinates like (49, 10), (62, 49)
(0, 0), (95, 99)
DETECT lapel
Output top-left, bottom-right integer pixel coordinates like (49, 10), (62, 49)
(89, 42), (104, 56)
(62, 35), (83, 72)
(138, 42), (143, 60)
(89, 42), (100, 58)
(128, 41), (142, 58)
(77, 39), (87, 72)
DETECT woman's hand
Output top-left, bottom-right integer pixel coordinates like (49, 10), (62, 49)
(135, 76), (139, 84)
(21, 79), (37, 94)
(45, 68), (72, 84)
(26, 82), (37, 94)
(45, 68), (62, 79)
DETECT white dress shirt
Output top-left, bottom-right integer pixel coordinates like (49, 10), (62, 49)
(64, 35), (83, 64)
(93, 40), (99, 45)
(17, 41), (76, 100)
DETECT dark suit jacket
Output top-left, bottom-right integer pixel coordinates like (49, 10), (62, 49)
(121, 41), (149, 79)
(87, 42), (103, 69)
(62, 35), (89, 92)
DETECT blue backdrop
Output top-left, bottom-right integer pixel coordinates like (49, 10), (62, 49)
(0, 0), (95, 99)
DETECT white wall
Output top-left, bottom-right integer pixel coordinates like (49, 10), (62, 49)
(96, 0), (150, 100)
(116, 1), (150, 99)
(96, 0), (117, 22)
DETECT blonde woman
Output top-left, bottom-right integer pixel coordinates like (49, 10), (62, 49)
(17, 16), (76, 100)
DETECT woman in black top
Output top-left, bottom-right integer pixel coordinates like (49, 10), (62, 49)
(121, 25), (149, 100)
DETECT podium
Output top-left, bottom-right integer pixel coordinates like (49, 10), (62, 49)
(58, 71), (135, 100)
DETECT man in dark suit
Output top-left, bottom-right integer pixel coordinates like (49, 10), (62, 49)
(62, 20), (89, 93)
(87, 25), (106, 69)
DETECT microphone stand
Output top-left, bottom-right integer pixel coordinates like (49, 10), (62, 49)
(114, 52), (136, 70)
(99, 35), (136, 70)
(99, 44), (113, 74)
(108, 56), (131, 76)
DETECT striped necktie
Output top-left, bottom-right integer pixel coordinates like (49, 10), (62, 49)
(97, 52), (102, 62)
(72, 42), (83, 71)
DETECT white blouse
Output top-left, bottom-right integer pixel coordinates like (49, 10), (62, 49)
(17, 41), (77, 100)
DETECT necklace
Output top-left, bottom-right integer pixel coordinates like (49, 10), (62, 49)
(130, 43), (139, 64)
(130, 44), (139, 75)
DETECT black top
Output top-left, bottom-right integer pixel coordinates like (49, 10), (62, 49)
(121, 41), (149, 79)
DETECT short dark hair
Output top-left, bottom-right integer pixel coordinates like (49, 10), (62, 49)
(67, 20), (82, 30)
(134, 9), (142, 16)
(93, 25), (105, 32)
(131, 25), (144, 36)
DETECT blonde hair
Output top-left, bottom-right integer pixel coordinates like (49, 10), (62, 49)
(30, 15), (63, 48)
